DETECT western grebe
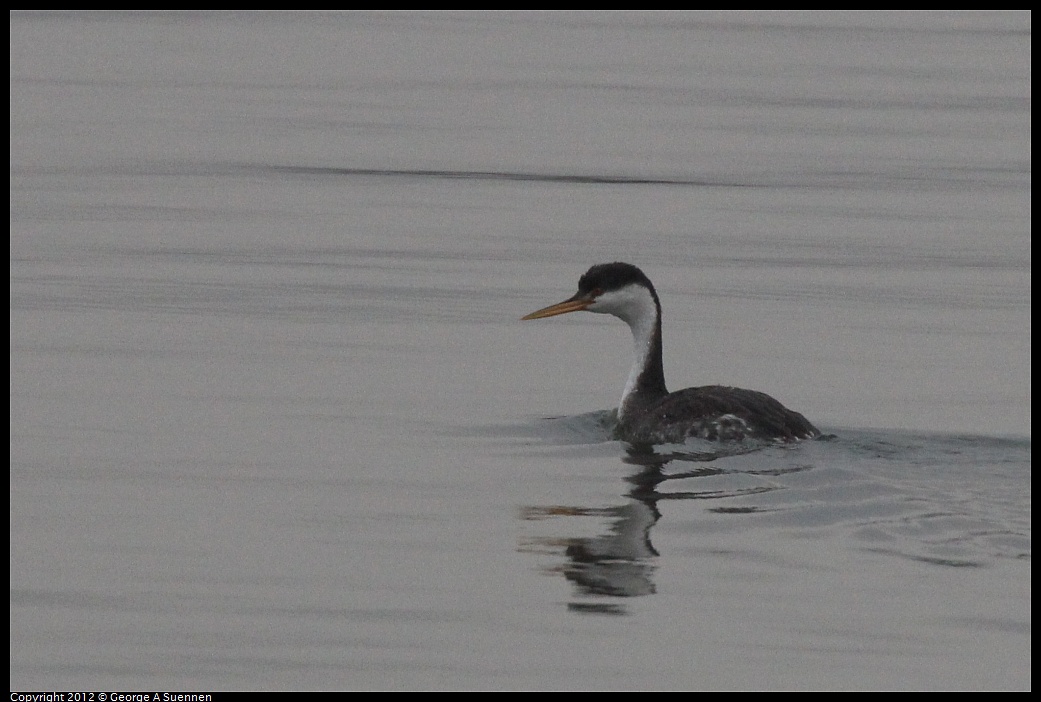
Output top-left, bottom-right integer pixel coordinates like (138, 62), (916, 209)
(522, 262), (820, 443)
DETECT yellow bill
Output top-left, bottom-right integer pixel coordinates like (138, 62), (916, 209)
(521, 294), (593, 320)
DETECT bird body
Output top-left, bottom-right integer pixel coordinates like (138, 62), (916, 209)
(522, 262), (819, 444)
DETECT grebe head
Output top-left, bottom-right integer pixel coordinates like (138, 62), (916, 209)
(521, 262), (660, 326)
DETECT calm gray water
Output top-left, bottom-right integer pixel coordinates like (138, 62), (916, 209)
(10, 11), (1030, 690)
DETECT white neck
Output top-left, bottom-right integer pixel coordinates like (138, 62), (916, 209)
(585, 284), (663, 421)
(619, 303), (659, 419)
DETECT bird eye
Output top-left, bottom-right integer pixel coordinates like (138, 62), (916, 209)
(592, 288), (603, 297)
